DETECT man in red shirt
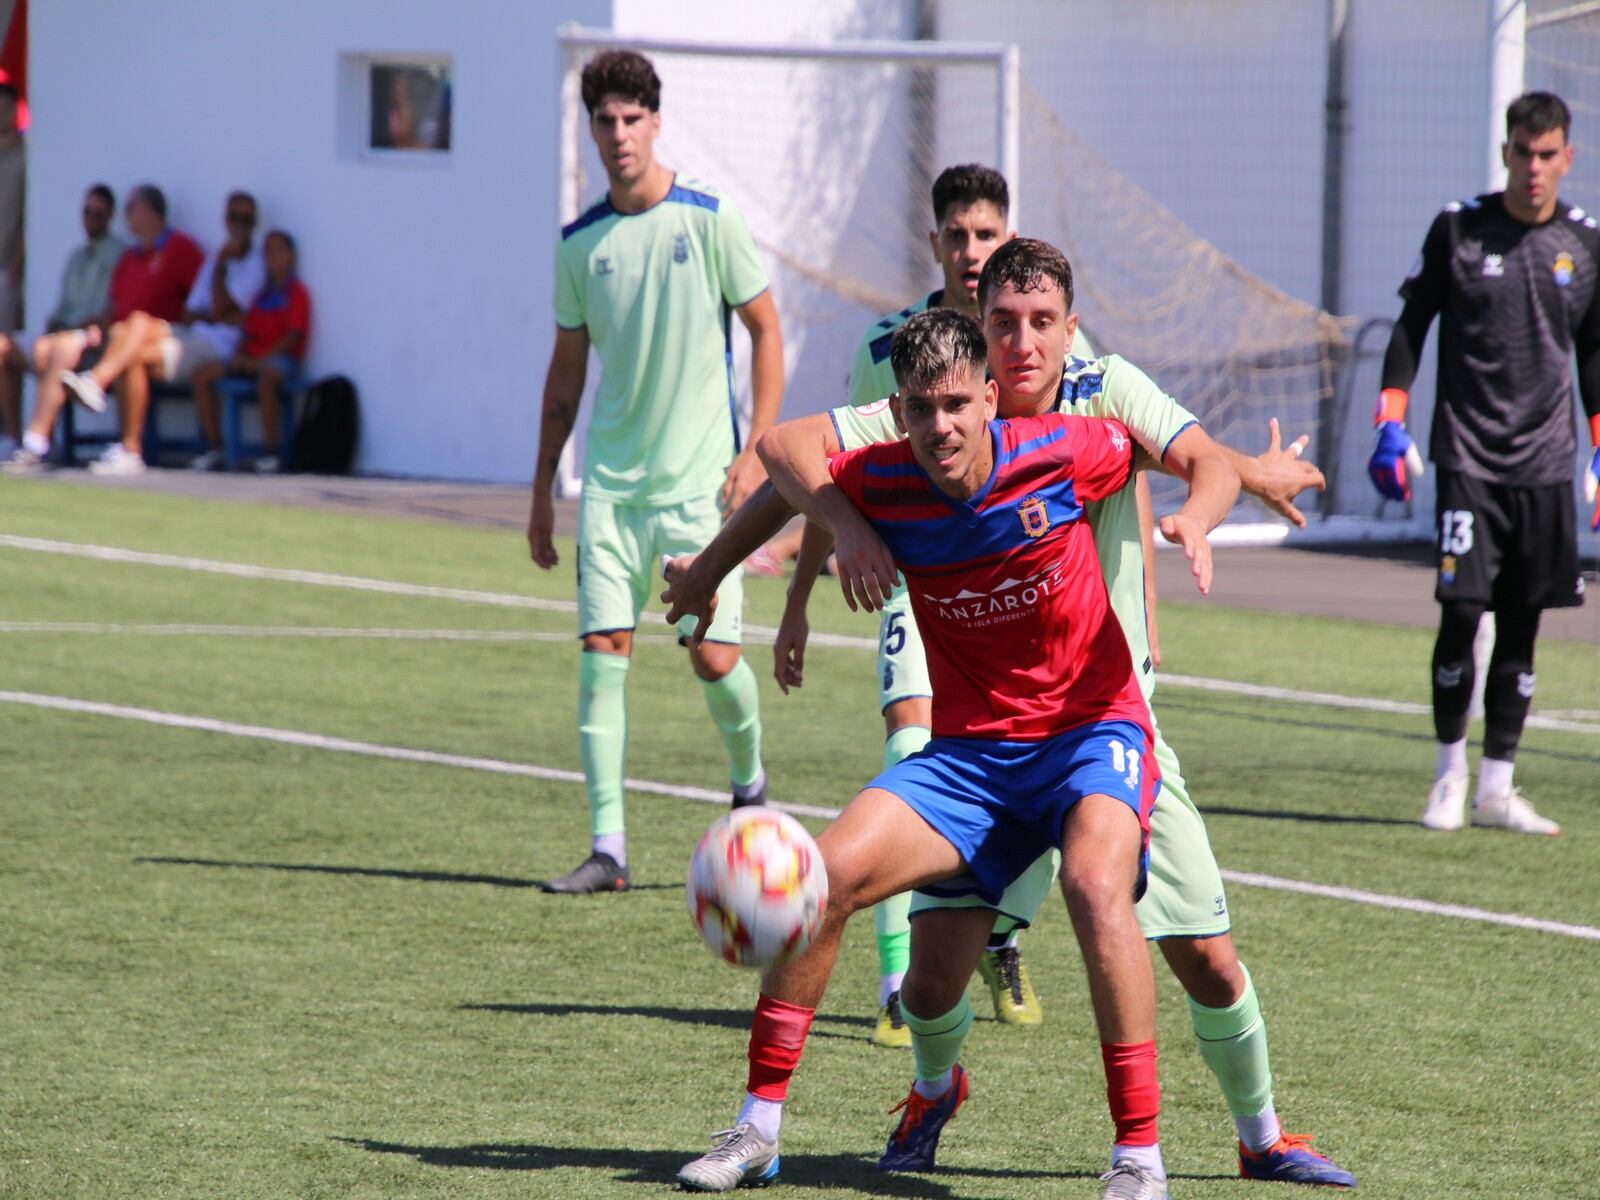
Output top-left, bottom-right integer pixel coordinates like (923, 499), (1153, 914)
(676, 309), (1237, 1200)
(4, 184), (201, 473)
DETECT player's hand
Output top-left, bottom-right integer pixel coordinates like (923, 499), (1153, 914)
(661, 553), (718, 646)
(831, 511), (898, 613)
(527, 490), (558, 569)
(1159, 512), (1213, 596)
(1586, 447), (1600, 531)
(1367, 421), (1424, 502)
(1253, 417), (1325, 527)
(721, 448), (767, 515)
(773, 604), (809, 694)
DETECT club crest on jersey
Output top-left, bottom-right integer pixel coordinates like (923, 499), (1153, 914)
(1018, 494), (1051, 539)
(1482, 254), (1504, 278)
(595, 256), (613, 276)
(673, 234), (689, 264)
(1554, 251), (1575, 287)
(1440, 554), (1457, 584)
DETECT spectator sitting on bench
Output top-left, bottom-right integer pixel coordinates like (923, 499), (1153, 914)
(0, 182), (124, 467)
(2, 183), (201, 474)
(191, 229), (309, 473)
(60, 189), (259, 475)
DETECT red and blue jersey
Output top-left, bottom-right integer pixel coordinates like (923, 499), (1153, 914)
(828, 413), (1151, 743)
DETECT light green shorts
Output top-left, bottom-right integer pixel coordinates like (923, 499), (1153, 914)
(876, 586), (931, 712)
(909, 718), (1230, 940)
(576, 492), (743, 644)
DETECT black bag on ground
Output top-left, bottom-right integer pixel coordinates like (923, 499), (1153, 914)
(291, 375), (360, 474)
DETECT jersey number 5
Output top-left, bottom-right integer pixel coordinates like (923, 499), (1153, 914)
(883, 612), (907, 655)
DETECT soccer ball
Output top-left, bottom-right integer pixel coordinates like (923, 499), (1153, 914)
(687, 808), (829, 968)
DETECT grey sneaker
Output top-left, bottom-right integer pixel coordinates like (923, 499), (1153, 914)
(89, 445), (146, 476)
(61, 370), (108, 414)
(676, 1124), (779, 1192)
(1, 445), (46, 473)
(1100, 1161), (1168, 1200)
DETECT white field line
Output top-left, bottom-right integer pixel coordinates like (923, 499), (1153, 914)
(2, 687), (1597, 942)
(3, 533), (1596, 734)
(0, 621), (678, 644)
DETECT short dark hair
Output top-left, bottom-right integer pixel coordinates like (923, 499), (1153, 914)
(227, 189), (257, 212)
(128, 183), (167, 221)
(931, 163), (1009, 226)
(264, 228), (297, 257)
(86, 183), (115, 211)
(1507, 91), (1571, 140)
(581, 49), (661, 115)
(890, 308), (987, 393)
(978, 237), (1074, 314)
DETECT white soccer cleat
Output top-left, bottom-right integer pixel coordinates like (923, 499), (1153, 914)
(676, 1124), (780, 1191)
(1471, 788), (1560, 836)
(1420, 773), (1467, 831)
(1099, 1160), (1168, 1200)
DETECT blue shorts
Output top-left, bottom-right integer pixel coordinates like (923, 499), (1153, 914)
(868, 719), (1159, 908)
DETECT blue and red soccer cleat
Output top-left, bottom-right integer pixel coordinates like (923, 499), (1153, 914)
(876, 1064), (969, 1173)
(1239, 1132), (1357, 1188)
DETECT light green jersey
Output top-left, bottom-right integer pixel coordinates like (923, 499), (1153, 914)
(554, 176), (769, 505)
(846, 293), (1098, 410)
(828, 352), (1197, 702)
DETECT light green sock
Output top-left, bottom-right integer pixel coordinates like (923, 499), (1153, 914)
(578, 651), (630, 838)
(872, 726), (927, 987)
(1187, 964), (1274, 1119)
(699, 657), (763, 787)
(904, 995), (973, 1083)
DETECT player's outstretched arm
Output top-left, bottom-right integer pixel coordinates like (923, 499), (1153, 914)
(756, 415), (898, 613)
(527, 325), (589, 569)
(1158, 423), (1241, 596)
(722, 291), (786, 514)
(662, 480), (795, 644)
(773, 521), (832, 693)
(1214, 418), (1327, 528)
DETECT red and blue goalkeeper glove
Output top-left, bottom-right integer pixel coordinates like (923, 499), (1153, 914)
(1368, 388), (1425, 502)
(1586, 415), (1600, 531)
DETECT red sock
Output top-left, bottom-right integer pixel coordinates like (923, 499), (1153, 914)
(746, 994), (816, 1101)
(1102, 1040), (1160, 1146)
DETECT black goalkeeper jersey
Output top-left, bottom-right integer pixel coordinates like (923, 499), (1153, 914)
(1400, 192), (1600, 485)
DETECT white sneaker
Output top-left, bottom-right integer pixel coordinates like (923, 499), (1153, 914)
(253, 454), (280, 474)
(61, 370), (108, 414)
(189, 447), (225, 472)
(1472, 788), (1560, 836)
(0, 445), (45, 473)
(89, 445), (147, 476)
(1420, 773), (1467, 831)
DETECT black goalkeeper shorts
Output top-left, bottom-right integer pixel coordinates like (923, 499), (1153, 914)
(1434, 469), (1585, 610)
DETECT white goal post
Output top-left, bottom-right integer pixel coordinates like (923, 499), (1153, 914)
(552, 25), (1022, 498)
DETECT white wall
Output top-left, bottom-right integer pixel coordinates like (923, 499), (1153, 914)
(29, 0), (608, 482)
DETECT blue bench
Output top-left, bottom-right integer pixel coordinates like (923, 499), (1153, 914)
(56, 375), (299, 470)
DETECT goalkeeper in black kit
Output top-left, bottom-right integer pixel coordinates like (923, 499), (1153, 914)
(1369, 91), (1600, 836)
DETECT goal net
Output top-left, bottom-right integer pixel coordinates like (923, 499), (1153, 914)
(556, 29), (1351, 527)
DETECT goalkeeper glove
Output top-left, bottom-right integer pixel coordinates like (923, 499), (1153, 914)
(1586, 415), (1600, 531)
(1368, 389), (1424, 502)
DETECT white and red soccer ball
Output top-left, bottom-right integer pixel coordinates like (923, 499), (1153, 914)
(687, 808), (828, 968)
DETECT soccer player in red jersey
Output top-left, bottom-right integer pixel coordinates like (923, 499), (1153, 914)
(676, 309), (1237, 1199)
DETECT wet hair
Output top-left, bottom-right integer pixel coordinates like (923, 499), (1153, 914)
(1506, 91), (1571, 140)
(581, 49), (661, 114)
(890, 308), (988, 393)
(128, 183), (167, 221)
(931, 163), (1009, 226)
(86, 183), (115, 211)
(977, 237), (1074, 314)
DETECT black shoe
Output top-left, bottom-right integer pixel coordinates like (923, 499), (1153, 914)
(731, 776), (768, 810)
(540, 852), (629, 894)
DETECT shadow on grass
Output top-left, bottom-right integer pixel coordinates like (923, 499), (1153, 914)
(459, 1000), (871, 1041)
(1199, 805), (1415, 828)
(333, 1135), (1129, 1193)
(136, 856), (681, 891)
